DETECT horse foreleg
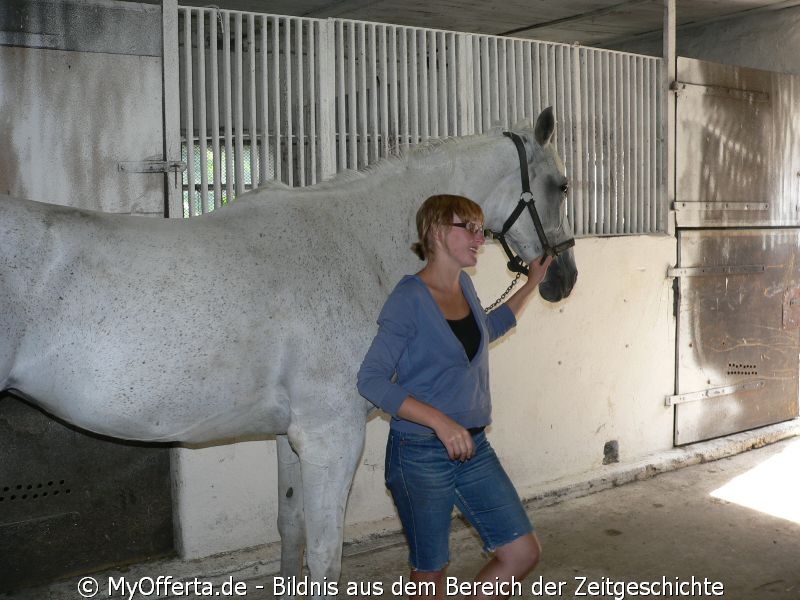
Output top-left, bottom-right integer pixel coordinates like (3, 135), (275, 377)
(277, 434), (306, 587)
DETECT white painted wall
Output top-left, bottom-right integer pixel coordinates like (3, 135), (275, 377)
(172, 233), (677, 557)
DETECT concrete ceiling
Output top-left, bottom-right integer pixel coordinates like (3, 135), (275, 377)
(174, 0), (800, 47)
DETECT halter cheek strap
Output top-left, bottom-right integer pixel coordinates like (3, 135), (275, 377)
(485, 131), (575, 275)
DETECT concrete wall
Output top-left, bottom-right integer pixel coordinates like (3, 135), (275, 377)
(613, 6), (800, 75)
(173, 233), (677, 557)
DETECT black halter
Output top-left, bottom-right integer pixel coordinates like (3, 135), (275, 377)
(484, 131), (575, 275)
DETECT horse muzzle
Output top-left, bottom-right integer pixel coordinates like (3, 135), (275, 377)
(539, 247), (578, 302)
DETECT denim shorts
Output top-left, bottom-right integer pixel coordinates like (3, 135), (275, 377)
(385, 428), (534, 572)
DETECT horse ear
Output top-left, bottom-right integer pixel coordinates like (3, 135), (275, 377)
(534, 107), (555, 146)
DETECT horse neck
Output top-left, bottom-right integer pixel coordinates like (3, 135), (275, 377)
(366, 135), (521, 216)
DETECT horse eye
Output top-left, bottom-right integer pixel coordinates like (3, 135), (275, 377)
(561, 183), (569, 195)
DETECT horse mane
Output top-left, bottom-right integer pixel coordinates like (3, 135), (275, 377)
(315, 133), (493, 190)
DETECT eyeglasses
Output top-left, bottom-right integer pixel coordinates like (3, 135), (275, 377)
(451, 221), (485, 235)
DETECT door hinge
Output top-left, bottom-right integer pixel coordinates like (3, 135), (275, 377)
(117, 160), (187, 174)
(665, 380), (765, 406)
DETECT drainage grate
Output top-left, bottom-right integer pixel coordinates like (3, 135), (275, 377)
(0, 480), (71, 503)
(727, 362), (758, 376)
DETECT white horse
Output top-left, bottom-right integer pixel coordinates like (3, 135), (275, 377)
(0, 108), (576, 595)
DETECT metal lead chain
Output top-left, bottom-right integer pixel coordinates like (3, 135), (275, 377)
(483, 272), (522, 313)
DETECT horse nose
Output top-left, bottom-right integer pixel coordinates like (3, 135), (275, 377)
(539, 255), (577, 302)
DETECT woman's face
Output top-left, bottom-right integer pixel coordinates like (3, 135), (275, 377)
(437, 215), (485, 268)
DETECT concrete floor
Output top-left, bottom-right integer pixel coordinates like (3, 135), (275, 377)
(7, 429), (800, 599)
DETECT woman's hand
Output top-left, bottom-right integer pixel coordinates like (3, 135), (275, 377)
(525, 254), (554, 288)
(396, 396), (475, 461)
(432, 414), (475, 461)
(504, 254), (554, 318)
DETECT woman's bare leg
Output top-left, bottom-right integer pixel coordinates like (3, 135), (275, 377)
(410, 567), (447, 599)
(471, 533), (541, 600)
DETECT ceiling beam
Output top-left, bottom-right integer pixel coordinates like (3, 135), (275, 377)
(301, 0), (385, 18)
(599, 0), (800, 48)
(497, 0), (651, 37)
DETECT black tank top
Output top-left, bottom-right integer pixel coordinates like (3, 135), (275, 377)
(447, 310), (481, 361)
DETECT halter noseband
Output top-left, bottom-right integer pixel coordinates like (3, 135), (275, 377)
(484, 131), (575, 275)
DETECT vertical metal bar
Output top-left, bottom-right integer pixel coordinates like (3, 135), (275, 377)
(209, 11), (221, 209)
(639, 56), (647, 232)
(409, 28), (419, 146)
(499, 39), (508, 127)
(336, 20), (346, 171)
(348, 22), (358, 168)
(539, 44), (548, 109)
(222, 11), (234, 203)
(490, 37), (499, 125)
(196, 10), (209, 214)
(455, 33), (469, 136)
(439, 32), (448, 137)
(554, 46), (565, 165)
(624, 54), (632, 233)
(532, 42), (541, 118)
(271, 16), (281, 184)
(163, 0), (182, 218)
(447, 33), (457, 136)
(664, 0), (676, 234)
(318, 20), (336, 181)
(614, 54), (622, 233)
(308, 21), (318, 184)
(182, 8), (196, 217)
(523, 41), (532, 123)
(508, 40), (517, 125)
(296, 18), (305, 186)
(248, 14), (258, 188)
(481, 37), (490, 132)
(649, 58), (657, 231)
(259, 15), (269, 184)
(379, 26), (389, 158)
(643, 58), (652, 231)
(284, 18), (294, 186)
(571, 46), (579, 230)
(634, 55), (642, 232)
(358, 23), (368, 167)
(472, 35), (483, 133)
(628, 56), (641, 233)
(584, 49), (594, 234)
(234, 13), (245, 196)
(388, 26), (399, 153)
(429, 31), (438, 138)
(595, 52), (610, 234)
(419, 30), (429, 141)
(368, 24), (379, 164)
(400, 27), (410, 150)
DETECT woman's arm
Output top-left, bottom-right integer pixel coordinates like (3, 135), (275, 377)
(395, 396), (475, 461)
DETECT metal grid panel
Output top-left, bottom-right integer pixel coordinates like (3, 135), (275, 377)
(178, 8), (664, 235)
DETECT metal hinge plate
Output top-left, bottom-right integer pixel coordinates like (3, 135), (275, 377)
(667, 265), (765, 278)
(117, 160), (187, 174)
(665, 380), (765, 406)
(673, 201), (770, 211)
(671, 80), (769, 104)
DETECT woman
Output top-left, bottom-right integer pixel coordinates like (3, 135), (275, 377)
(357, 194), (553, 599)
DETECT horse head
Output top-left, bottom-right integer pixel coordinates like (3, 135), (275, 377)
(483, 107), (578, 303)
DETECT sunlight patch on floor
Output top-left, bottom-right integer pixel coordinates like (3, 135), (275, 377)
(710, 438), (800, 525)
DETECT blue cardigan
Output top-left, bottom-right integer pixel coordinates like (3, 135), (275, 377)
(357, 271), (517, 434)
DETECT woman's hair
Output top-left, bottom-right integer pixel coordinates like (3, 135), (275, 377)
(411, 194), (484, 260)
